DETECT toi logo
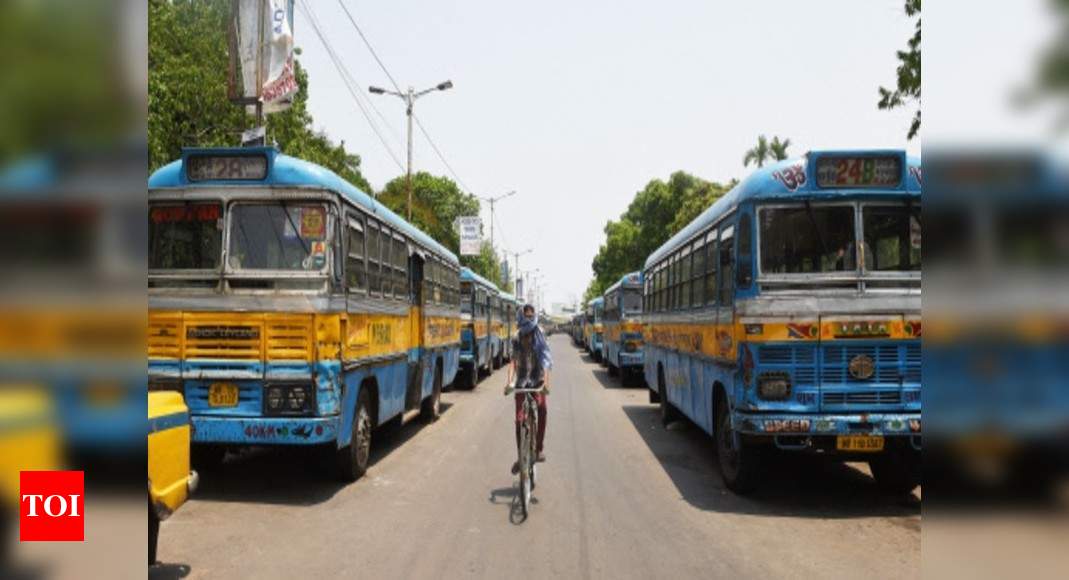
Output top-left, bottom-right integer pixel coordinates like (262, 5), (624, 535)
(19, 471), (84, 542)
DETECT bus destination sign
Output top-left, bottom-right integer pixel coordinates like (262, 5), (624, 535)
(815, 156), (901, 188)
(187, 155), (268, 182)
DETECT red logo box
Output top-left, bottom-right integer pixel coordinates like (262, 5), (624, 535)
(19, 471), (84, 542)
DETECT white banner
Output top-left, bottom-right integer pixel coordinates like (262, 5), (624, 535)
(456, 216), (482, 256)
(230, 0), (296, 113)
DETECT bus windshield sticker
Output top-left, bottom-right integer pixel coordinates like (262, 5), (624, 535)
(816, 156), (901, 188)
(300, 206), (326, 239)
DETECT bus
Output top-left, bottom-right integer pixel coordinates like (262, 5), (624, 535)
(581, 301), (594, 351)
(148, 146), (461, 481)
(589, 297), (605, 362)
(499, 292), (519, 362)
(642, 150), (921, 494)
(459, 267), (500, 388)
(602, 271), (645, 386)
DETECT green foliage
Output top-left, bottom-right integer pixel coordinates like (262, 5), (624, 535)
(743, 135), (770, 168)
(463, 241), (503, 290)
(378, 172), (480, 252)
(584, 171), (732, 303)
(878, 0), (921, 140)
(148, 0), (370, 191)
(769, 136), (791, 161)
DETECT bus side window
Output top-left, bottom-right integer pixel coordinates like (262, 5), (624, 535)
(705, 231), (718, 306)
(367, 222), (381, 297)
(381, 227), (394, 299)
(692, 240), (706, 307)
(346, 217), (366, 293)
(394, 236), (408, 301)
(737, 214), (753, 288)
(680, 246), (692, 309)
(669, 254), (678, 311)
(719, 224), (735, 306)
(658, 264), (666, 312)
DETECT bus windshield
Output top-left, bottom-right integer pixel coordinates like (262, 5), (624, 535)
(228, 203), (328, 271)
(622, 289), (642, 314)
(149, 202), (222, 270)
(760, 205), (856, 274)
(863, 205), (921, 271)
(460, 282), (473, 314)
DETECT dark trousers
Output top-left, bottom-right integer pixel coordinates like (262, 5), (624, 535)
(514, 392), (547, 454)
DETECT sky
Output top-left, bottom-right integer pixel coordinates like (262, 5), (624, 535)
(293, 0), (920, 310)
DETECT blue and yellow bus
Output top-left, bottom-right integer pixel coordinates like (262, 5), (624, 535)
(459, 267), (500, 388)
(148, 146), (461, 481)
(602, 271), (645, 385)
(643, 150), (921, 494)
(589, 297), (605, 362)
(499, 292), (519, 362)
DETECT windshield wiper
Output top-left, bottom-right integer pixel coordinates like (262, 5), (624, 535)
(281, 202), (312, 257)
(803, 200), (830, 257)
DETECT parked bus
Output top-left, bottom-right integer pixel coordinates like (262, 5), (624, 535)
(148, 146), (461, 481)
(581, 301), (594, 351)
(602, 271), (645, 386)
(500, 292), (518, 362)
(643, 150), (921, 494)
(589, 297), (605, 362)
(459, 267), (500, 388)
(489, 292), (507, 370)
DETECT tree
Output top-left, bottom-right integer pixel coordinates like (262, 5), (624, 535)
(769, 136), (791, 161)
(461, 241), (502, 290)
(378, 172), (480, 253)
(878, 0), (921, 140)
(149, 0), (371, 190)
(742, 135), (771, 168)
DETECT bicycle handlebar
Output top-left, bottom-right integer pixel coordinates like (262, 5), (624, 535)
(509, 388), (545, 394)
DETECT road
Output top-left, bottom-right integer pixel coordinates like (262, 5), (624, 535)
(153, 335), (920, 579)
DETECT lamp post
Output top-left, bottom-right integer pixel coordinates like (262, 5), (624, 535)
(369, 80), (454, 221)
(512, 248), (532, 294)
(478, 190), (516, 252)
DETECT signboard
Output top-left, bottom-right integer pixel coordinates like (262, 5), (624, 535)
(229, 0), (297, 113)
(815, 156), (901, 188)
(456, 216), (482, 256)
(186, 155), (268, 181)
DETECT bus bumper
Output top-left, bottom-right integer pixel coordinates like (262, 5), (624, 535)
(618, 351), (644, 369)
(190, 415), (340, 445)
(459, 352), (475, 364)
(733, 412), (921, 450)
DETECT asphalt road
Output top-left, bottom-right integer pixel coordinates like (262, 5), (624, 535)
(153, 334), (920, 579)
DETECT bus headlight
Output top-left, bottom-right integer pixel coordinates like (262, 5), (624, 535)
(757, 372), (791, 401)
(264, 383), (316, 415)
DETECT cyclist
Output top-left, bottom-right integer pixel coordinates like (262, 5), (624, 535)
(505, 304), (552, 475)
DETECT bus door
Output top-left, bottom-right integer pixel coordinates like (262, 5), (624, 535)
(405, 253), (425, 410)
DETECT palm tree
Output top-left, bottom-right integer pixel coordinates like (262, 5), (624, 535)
(769, 136), (791, 161)
(743, 135), (771, 168)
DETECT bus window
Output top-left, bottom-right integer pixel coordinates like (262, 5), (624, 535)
(367, 222), (381, 296)
(461, 281), (473, 314)
(863, 205), (921, 271)
(759, 205), (855, 274)
(680, 246), (692, 309)
(393, 236), (408, 300)
(719, 225), (734, 306)
(149, 202), (222, 270)
(691, 240), (705, 307)
(737, 214), (754, 288)
(670, 254), (680, 310)
(705, 231), (718, 306)
(346, 218), (366, 292)
(228, 203), (328, 271)
(623, 286), (642, 314)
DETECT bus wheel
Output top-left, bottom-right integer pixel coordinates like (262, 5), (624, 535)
(658, 370), (679, 426)
(869, 448), (920, 496)
(715, 395), (761, 494)
(608, 359), (618, 378)
(421, 366), (443, 423)
(337, 389), (371, 482)
(648, 382), (660, 403)
(148, 496), (159, 566)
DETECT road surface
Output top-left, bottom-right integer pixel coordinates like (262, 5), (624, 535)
(153, 335), (920, 579)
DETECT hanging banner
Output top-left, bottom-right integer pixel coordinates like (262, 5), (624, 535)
(228, 0), (297, 112)
(456, 216), (483, 256)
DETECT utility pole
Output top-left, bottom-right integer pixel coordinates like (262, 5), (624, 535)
(512, 248), (532, 294)
(369, 80), (454, 221)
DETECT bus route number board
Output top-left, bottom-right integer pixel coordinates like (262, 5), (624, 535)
(187, 155), (268, 181)
(816, 156), (901, 188)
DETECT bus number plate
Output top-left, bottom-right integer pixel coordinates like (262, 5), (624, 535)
(836, 435), (884, 452)
(209, 383), (239, 407)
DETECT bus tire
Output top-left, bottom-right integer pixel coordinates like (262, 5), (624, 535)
(337, 388), (371, 482)
(715, 393), (761, 494)
(608, 356), (618, 377)
(421, 365), (443, 423)
(658, 368), (680, 426)
(648, 382), (661, 404)
(148, 495), (160, 566)
(868, 448), (920, 496)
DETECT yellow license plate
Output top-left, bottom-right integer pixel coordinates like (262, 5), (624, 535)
(836, 435), (884, 452)
(208, 383), (239, 408)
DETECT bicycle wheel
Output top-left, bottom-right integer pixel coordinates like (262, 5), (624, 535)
(529, 410), (539, 491)
(519, 418), (531, 517)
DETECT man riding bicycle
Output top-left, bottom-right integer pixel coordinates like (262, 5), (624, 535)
(505, 304), (552, 475)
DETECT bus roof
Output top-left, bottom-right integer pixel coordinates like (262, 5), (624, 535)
(604, 271), (642, 296)
(460, 267), (500, 292)
(149, 147), (459, 267)
(590, 296), (604, 307)
(645, 149), (921, 269)
(499, 292), (519, 304)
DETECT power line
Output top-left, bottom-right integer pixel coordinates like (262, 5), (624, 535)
(335, 0), (403, 94)
(297, 0), (405, 171)
(414, 115), (472, 193)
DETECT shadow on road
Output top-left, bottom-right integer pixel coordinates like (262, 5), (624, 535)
(589, 365), (647, 391)
(621, 404), (920, 520)
(488, 485), (529, 525)
(149, 563), (192, 580)
(191, 402), (456, 506)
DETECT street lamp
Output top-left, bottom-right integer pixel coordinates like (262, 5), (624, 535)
(478, 190), (516, 252)
(511, 248), (532, 293)
(368, 80), (454, 221)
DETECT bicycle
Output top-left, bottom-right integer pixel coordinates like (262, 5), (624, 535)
(505, 382), (544, 518)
